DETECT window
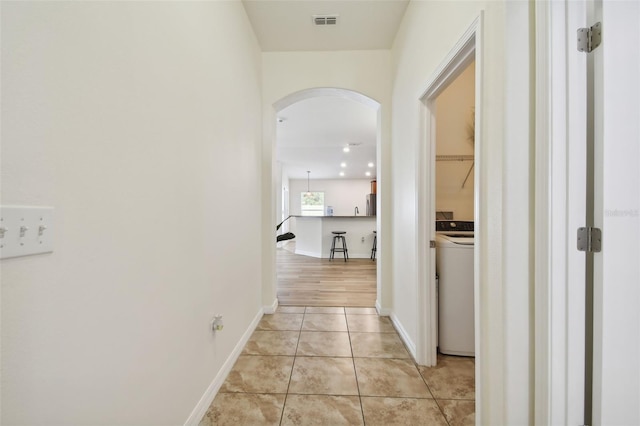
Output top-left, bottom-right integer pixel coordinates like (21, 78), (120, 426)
(301, 191), (325, 216)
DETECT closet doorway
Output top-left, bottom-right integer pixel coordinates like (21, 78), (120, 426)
(416, 16), (482, 370)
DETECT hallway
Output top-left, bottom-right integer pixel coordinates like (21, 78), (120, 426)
(199, 307), (475, 425)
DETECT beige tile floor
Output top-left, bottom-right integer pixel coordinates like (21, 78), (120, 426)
(200, 307), (475, 426)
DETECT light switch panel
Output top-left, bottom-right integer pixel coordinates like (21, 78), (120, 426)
(0, 206), (54, 259)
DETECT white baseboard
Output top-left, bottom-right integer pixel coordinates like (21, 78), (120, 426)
(375, 300), (390, 316)
(390, 311), (417, 361)
(295, 249), (375, 259)
(333, 252), (373, 259)
(263, 298), (278, 314)
(295, 249), (322, 258)
(184, 308), (264, 426)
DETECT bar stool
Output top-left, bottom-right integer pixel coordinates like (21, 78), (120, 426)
(330, 231), (348, 262)
(371, 231), (377, 261)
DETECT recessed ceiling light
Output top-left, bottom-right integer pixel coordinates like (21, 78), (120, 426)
(343, 146), (350, 153)
(340, 162), (347, 168)
(368, 162), (374, 168)
(365, 171), (371, 177)
(339, 171), (345, 177)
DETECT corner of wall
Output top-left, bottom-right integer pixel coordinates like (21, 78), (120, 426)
(263, 298), (279, 314)
(390, 311), (417, 361)
(375, 300), (391, 316)
(183, 308), (264, 426)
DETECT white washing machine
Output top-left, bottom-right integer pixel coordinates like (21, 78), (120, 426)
(435, 221), (474, 356)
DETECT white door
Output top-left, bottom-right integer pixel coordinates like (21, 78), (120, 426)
(592, 1), (640, 424)
(542, 1), (639, 424)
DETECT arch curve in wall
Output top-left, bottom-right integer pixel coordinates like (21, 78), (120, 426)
(273, 87), (381, 112)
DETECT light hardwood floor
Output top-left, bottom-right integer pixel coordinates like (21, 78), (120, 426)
(276, 242), (377, 307)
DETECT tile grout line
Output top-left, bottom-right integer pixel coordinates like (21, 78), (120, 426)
(346, 308), (368, 426)
(415, 359), (452, 426)
(431, 398), (453, 426)
(277, 307), (305, 426)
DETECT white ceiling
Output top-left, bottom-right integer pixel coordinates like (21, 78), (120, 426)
(242, 1), (407, 181)
(242, 0), (409, 52)
(276, 96), (377, 180)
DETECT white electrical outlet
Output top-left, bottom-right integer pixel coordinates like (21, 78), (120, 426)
(361, 236), (365, 243)
(1, 206), (54, 259)
(211, 314), (224, 331)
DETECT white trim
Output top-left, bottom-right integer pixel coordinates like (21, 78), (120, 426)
(534, 1), (552, 423)
(416, 20), (478, 101)
(415, 14), (482, 371)
(375, 300), (390, 317)
(415, 97), (437, 367)
(294, 249), (322, 258)
(472, 20), (484, 423)
(390, 312), (417, 361)
(183, 309), (264, 426)
(293, 250), (375, 259)
(263, 298), (279, 315)
(534, 1), (588, 423)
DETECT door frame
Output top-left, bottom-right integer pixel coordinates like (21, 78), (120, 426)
(415, 14), (482, 369)
(534, 0), (589, 423)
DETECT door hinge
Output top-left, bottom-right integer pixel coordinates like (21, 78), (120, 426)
(577, 227), (602, 253)
(577, 22), (602, 53)
(430, 240), (436, 248)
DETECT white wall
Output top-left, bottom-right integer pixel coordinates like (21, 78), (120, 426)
(289, 178), (371, 216)
(435, 61), (475, 220)
(280, 168), (291, 234)
(1, 2), (263, 424)
(287, 178), (372, 236)
(261, 50), (393, 311)
(594, 1), (640, 423)
(391, 1), (533, 424)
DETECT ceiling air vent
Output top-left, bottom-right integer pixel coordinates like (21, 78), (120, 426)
(313, 15), (339, 26)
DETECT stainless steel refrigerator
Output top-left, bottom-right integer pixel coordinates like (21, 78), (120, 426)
(366, 194), (376, 216)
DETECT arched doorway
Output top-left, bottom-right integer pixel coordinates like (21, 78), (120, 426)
(261, 88), (387, 313)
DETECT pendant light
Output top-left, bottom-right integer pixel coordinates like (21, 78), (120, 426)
(306, 171), (311, 195)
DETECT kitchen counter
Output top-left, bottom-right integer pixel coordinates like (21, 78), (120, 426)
(293, 216), (377, 259)
(293, 215), (376, 218)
